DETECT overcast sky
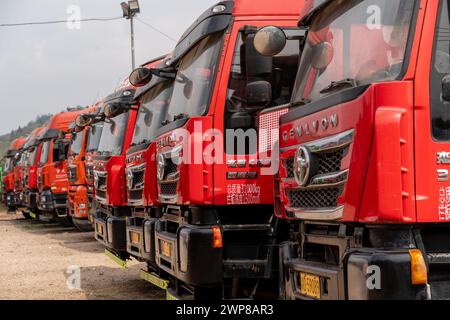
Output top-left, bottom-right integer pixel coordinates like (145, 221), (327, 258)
(0, 0), (217, 135)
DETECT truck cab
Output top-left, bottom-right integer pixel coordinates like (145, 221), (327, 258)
(2, 137), (27, 213)
(17, 127), (45, 218)
(37, 108), (85, 222)
(92, 85), (138, 258)
(274, 0), (450, 300)
(67, 106), (99, 231)
(130, 0), (309, 299)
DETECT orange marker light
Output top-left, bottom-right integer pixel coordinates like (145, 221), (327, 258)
(212, 226), (222, 248)
(409, 249), (428, 285)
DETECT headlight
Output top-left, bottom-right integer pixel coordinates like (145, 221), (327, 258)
(157, 153), (165, 181)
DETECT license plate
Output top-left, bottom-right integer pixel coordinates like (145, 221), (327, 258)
(130, 231), (140, 244)
(97, 223), (104, 236)
(300, 273), (321, 299)
(161, 240), (171, 258)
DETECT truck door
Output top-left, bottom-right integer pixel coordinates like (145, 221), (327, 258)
(414, 0), (450, 222)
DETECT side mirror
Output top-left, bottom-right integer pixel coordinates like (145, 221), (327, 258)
(129, 67), (153, 87)
(75, 114), (92, 128)
(245, 81), (272, 110)
(104, 103), (127, 119)
(311, 42), (334, 70)
(442, 74), (450, 101)
(246, 33), (272, 77)
(253, 26), (287, 57)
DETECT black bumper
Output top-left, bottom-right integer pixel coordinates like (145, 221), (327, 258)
(154, 221), (223, 287)
(281, 242), (429, 300)
(126, 217), (158, 264)
(38, 190), (68, 216)
(5, 191), (16, 209)
(93, 211), (127, 252)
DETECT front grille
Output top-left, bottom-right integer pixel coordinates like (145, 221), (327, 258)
(128, 189), (143, 201)
(284, 159), (294, 178)
(86, 165), (94, 182)
(96, 189), (106, 200)
(316, 149), (345, 175)
(165, 159), (178, 177)
(23, 174), (28, 188)
(94, 171), (107, 202)
(68, 166), (77, 182)
(160, 181), (177, 195)
(282, 130), (354, 218)
(284, 149), (345, 179)
(288, 187), (344, 209)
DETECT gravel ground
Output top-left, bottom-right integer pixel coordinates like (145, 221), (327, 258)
(0, 206), (165, 300)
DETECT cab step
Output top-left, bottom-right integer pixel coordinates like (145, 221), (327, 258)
(139, 269), (169, 290)
(104, 249), (128, 269)
(166, 288), (193, 300)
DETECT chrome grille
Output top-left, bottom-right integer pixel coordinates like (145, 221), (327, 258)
(158, 148), (180, 203)
(68, 166), (77, 182)
(160, 181), (177, 195)
(283, 129), (354, 221)
(86, 165), (94, 182)
(94, 171), (107, 202)
(317, 149), (345, 175)
(288, 187), (344, 209)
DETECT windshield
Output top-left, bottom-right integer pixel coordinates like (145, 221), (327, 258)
(28, 148), (38, 166)
(3, 157), (13, 173)
(97, 112), (128, 156)
(87, 124), (103, 152)
(132, 81), (174, 146)
(39, 140), (50, 165)
(292, 0), (415, 104)
(165, 32), (223, 123)
(70, 131), (84, 155)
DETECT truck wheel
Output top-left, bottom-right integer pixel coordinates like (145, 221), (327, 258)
(72, 219), (93, 232)
(58, 216), (74, 227)
(22, 211), (31, 219)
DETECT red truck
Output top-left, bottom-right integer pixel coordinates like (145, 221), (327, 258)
(16, 127), (45, 218)
(94, 57), (173, 274)
(266, 0), (450, 300)
(67, 106), (104, 231)
(127, 0), (309, 299)
(91, 84), (139, 261)
(2, 137), (27, 213)
(37, 108), (85, 222)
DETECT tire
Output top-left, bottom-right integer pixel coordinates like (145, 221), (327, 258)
(22, 211), (32, 219)
(73, 219), (93, 232)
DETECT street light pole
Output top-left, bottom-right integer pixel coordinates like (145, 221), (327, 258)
(121, 1), (140, 71)
(130, 16), (135, 70)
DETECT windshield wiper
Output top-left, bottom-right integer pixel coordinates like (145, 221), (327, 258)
(162, 113), (189, 126)
(290, 99), (311, 108)
(319, 78), (357, 95)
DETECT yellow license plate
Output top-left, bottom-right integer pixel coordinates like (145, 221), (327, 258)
(130, 231), (140, 244)
(300, 273), (321, 299)
(97, 223), (104, 236)
(161, 240), (171, 258)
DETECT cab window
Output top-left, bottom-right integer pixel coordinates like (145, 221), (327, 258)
(431, 0), (450, 140)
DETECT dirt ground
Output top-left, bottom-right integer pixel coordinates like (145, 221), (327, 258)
(0, 205), (165, 300)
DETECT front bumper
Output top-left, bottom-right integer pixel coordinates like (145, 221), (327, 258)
(5, 191), (16, 209)
(154, 221), (223, 287)
(93, 209), (128, 252)
(69, 185), (88, 219)
(281, 242), (429, 300)
(126, 216), (158, 263)
(38, 189), (68, 216)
